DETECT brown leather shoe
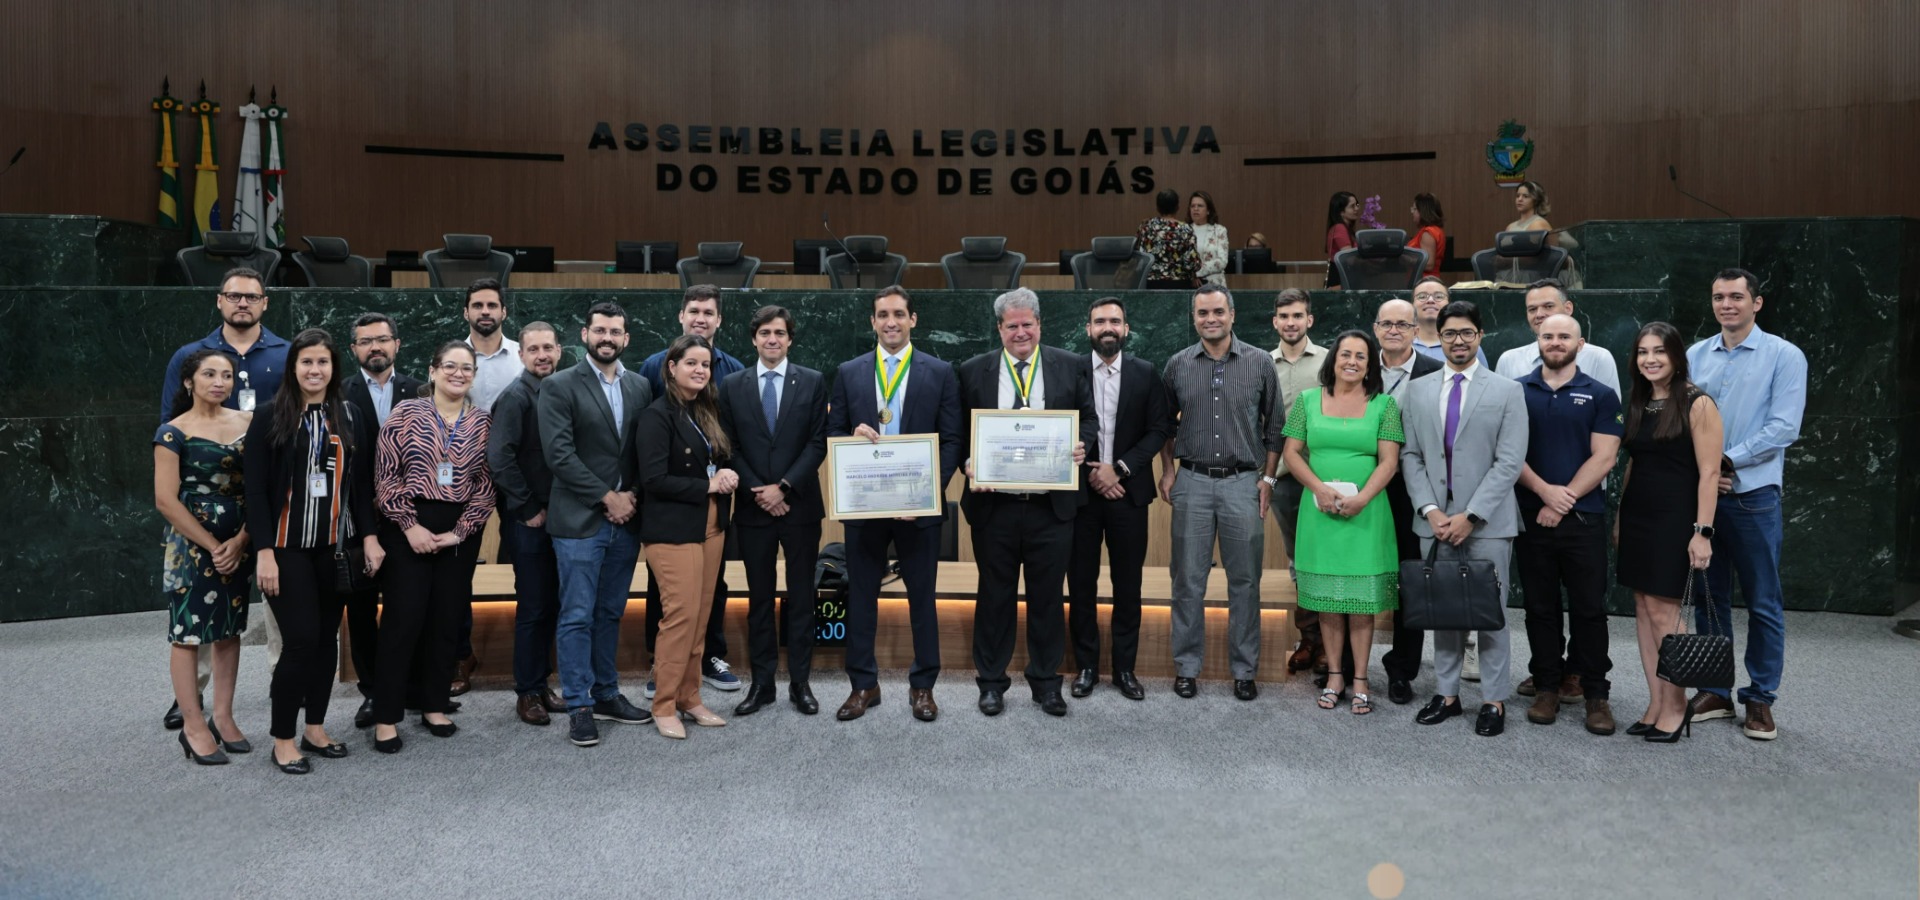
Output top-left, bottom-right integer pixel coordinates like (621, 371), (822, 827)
(1584, 698), (1616, 735)
(1526, 691), (1560, 725)
(516, 693), (550, 726)
(1742, 702), (1778, 741)
(449, 655), (477, 697)
(910, 688), (938, 722)
(1286, 641), (1320, 674)
(1516, 676), (1537, 697)
(1558, 674), (1584, 704)
(540, 687), (566, 713)
(1688, 691), (1735, 721)
(836, 687), (881, 721)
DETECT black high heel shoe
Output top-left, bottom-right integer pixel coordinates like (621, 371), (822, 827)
(207, 716), (252, 754)
(1643, 708), (1694, 743)
(299, 737), (350, 758)
(421, 714), (459, 738)
(1625, 720), (1654, 737)
(178, 730), (230, 766)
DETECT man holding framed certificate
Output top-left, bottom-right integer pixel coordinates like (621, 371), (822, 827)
(957, 288), (1097, 718)
(824, 286), (963, 723)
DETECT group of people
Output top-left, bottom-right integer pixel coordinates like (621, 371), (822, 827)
(1134, 188), (1231, 288)
(1323, 181), (1563, 286)
(153, 264), (1805, 774)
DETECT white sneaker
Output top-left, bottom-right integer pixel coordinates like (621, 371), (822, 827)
(1462, 638), (1481, 682)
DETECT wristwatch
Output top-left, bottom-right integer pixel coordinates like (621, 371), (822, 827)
(1692, 523), (1715, 538)
(1261, 475), (1280, 487)
(1467, 512), (1486, 527)
(1115, 460), (1132, 479)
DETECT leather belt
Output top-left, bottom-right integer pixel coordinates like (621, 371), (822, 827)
(1178, 460), (1258, 478)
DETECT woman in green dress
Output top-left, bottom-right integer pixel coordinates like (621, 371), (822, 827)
(1280, 330), (1404, 715)
(155, 348), (255, 764)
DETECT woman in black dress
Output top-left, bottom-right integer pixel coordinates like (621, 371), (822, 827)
(1615, 322), (1723, 743)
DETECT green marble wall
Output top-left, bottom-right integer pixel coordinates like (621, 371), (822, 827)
(5, 273), (1907, 621)
(0, 215), (186, 287)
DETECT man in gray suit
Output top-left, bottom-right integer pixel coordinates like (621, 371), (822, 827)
(538, 301), (656, 748)
(1400, 300), (1529, 737)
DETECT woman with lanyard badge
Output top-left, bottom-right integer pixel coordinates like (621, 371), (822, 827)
(638, 334), (737, 738)
(243, 328), (383, 775)
(370, 341), (495, 753)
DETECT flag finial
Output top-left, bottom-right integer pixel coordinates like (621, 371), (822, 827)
(270, 86), (277, 103)
(248, 85), (256, 103)
(162, 77), (170, 94)
(198, 80), (206, 100)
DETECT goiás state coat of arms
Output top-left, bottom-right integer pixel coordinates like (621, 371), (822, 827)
(1485, 120), (1534, 188)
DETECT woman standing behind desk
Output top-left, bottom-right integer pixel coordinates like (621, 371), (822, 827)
(1407, 192), (1446, 279)
(156, 348), (254, 764)
(371, 341), (494, 754)
(1324, 191), (1360, 287)
(638, 335), (737, 739)
(244, 328), (384, 775)
(1188, 190), (1229, 285)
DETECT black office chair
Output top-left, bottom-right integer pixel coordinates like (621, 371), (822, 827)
(423, 234), (514, 288)
(824, 235), (908, 289)
(614, 241), (679, 274)
(939, 237), (1026, 289)
(176, 231), (281, 286)
(1470, 230), (1570, 283)
(290, 236), (373, 287)
(1070, 236), (1153, 290)
(1234, 247), (1279, 274)
(1332, 229), (1427, 290)
(676, 242), (762, 288)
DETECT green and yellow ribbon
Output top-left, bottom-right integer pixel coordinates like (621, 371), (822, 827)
(1002, 350), (1036, 406)
(874, 342), (913, 418)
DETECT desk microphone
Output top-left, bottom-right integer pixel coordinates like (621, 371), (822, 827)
(0, 147), (24, 177)
(1668, 164), (1733, 218)
(822, 211), (862, 288)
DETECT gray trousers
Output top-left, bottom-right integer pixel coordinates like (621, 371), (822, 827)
(1169, 468), (1264, 679)
(1425, 535), (1512, 702)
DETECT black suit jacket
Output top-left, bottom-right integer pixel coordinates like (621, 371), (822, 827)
(486, 369), (552, 523)
(636, 395), (732, 544)
(1084, 351), (1174, 507)
(537, 360), (653, 540)
(1384, 352), (1445, 522)
(342, 370), (425, 433)
(717, 362), (828, 526)
(956, 344), (1100, 524)
(826, 345), (963, 530)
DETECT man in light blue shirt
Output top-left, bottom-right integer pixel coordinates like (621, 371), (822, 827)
(1684, 267), (1807, 742)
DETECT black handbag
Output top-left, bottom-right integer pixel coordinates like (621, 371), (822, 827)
(1657, 570), (1735, 689)
(332, 503), (374, 594)
(1398, 538), (1506, 632)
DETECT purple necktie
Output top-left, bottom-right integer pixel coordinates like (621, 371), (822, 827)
(1443, 372), (1464, 492)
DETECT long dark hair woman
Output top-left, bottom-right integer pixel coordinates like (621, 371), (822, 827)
(242, 327), (383, 774)
(1324, 191), (1360, 287)
(370, 341), (495, 753)
(1406, 192), (1446, 278)
(1614, 322), (1723, 743)
(156, 348), (255, 764)
(637, 334), (737, 739)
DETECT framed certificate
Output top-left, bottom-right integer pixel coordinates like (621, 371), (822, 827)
(825, 433), (944, 521)
(970, 409), (1080, 491)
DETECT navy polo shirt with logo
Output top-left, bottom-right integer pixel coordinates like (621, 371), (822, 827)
(1518, 367), (1623, 516)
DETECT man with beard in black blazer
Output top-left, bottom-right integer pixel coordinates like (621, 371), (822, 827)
(827, 286), (963, 724)
(340, 312), (426, 728)
(1066, 297), (1172, 701)
(957, 288), (1096, 718)
(715, 305), (829, 717)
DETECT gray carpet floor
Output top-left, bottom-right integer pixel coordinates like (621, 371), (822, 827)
(1, 608), (1916, 899)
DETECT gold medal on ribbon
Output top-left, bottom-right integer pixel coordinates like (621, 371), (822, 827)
(878, 408), (892, 425)
(874, 343), (912, 427)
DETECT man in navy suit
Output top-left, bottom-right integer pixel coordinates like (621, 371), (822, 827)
(956, 288), (1096, 717)
(826, 286), (963, 723)
(716, 305), (830, 717)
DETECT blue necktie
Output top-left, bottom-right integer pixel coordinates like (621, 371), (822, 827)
(761, 371), (779, 433)
(883, 356), (900, 435)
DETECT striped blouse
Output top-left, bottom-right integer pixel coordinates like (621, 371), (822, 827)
(376, 398), (496, 538)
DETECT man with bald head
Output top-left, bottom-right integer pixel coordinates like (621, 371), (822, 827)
(1372, 298), (1443, 704)
(1495, 279), (1620, 397)
(1514, 313), (1623, 734)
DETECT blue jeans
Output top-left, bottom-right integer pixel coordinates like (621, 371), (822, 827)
(1697, 485), (1786, 706)
(552, 521), (640, 710)
(507, 518), (561, 696)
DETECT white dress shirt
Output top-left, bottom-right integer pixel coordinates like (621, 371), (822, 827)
(757, 357), (789, 412)
(995, 349), (1046, 410)
(1091, 351), (1123, 463)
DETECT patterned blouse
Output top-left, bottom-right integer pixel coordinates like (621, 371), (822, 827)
(1136, 217), (1200, 284)
(1190, 222), (1230, 283)
(376, 398), (495, 538)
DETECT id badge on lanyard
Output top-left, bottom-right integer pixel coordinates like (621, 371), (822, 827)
(437, 462), (456, 486)
(237, 370), (256, 411)
(308, 471), (329, 497)
(436, 407), (464, 487)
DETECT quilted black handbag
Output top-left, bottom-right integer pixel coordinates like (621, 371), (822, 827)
(1398, 539), (1505, 632)
(1657, 569), (1735, 689)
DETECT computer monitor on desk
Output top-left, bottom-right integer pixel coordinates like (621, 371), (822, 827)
(614, 241), (678, 274)
(496, 245), (555, 273)
(1235, 248), (1279, 274)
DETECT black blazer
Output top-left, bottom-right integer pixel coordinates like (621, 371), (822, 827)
(538, 360), (653, 540)
(717, 362), (828, 526)
(956, 344), (1100, 524)
(1085, 351), (1175, 507)
(486, 369), (552, 523)
(242, 399), (380, 549)
(342, 370), (425, 432)
(826, 346), (963, 530)
(636, 395), (732, 544)
(1384, 352), (1445, 520)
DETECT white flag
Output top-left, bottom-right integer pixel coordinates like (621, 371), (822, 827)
(231, 103), (265, 241)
